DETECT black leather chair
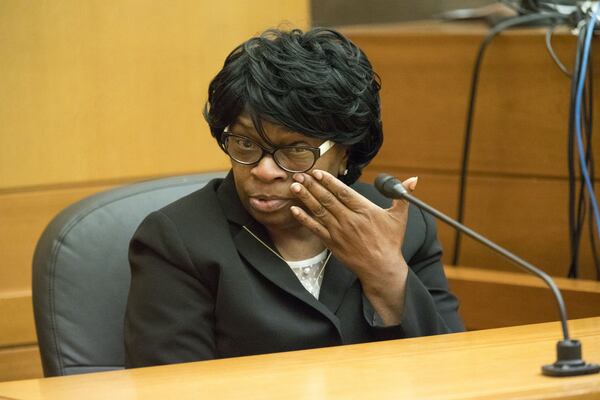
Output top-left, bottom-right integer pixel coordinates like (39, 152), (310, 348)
(32, 172), (226, 376)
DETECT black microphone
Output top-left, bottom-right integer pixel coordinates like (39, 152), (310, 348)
(375, 173), (600, 377)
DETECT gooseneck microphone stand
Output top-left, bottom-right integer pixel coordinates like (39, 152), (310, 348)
(375, 174), (600, 377)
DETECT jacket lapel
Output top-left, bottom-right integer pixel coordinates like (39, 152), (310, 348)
(233, 226), (341, 325)
(319, 255), (356, 314)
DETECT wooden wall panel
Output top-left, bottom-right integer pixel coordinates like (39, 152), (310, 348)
(347, 22), (600, 279)
(344, 22), (600, 178)
(0, 346), (42, 383)
(0, 0), (308, 190)
(361, 169), (598, 280)
(445, 266), (600, 331)
(0, 292), (36, 348)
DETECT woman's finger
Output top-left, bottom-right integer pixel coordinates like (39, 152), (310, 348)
(289, 206), (332, 242)
(290, 181), (338, 225)
(292, 173), (348, 222)
(310, 170), (371, 212)
(402, 176), (418, 192)
(388, 176), (418, 217)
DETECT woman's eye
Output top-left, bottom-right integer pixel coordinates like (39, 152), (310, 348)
(290, 147), (308, 153)
(235, 139), (255, 149)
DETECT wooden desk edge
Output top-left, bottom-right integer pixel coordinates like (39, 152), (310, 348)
(0, 317), (599, 400)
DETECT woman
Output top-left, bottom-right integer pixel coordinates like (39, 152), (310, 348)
(124, 27), (464, 368)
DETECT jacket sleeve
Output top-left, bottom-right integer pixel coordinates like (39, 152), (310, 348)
(124, 210), (218, 368)
(363, 207), (465, 340)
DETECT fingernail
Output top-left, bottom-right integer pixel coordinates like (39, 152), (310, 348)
(290, 206), (300, 216)
(293, 173), (304, 183)
(408, 176), (418, 191)
(313, 170), (323, 180)
(291, 183), (302, 193)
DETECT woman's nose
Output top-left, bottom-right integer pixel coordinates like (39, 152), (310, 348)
(250, 154), (288, 181)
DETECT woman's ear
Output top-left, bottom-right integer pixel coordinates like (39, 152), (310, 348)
(338, 148), (350, 176)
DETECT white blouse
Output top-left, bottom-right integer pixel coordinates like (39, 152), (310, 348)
(286, 249), (330, 299)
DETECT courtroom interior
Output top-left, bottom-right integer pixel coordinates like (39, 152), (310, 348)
(1, 0), (599, 398)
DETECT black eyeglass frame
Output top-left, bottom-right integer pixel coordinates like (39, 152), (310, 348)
(219, 131), (335, 173)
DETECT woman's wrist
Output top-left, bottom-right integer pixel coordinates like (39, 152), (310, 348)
(359, 258), (409, 326)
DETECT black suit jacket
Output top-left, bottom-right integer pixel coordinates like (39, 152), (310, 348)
(124, 172), (464, 368)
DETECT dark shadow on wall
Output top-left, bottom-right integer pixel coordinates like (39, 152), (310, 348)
(311, 0), (496, 26)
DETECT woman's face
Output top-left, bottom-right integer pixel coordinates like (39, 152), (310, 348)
(227, 116), (348, 233)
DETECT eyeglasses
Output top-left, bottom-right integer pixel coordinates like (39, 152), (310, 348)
(220, 131), (335, 173)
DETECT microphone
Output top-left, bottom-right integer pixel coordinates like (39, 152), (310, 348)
(375, 173), (600, 377)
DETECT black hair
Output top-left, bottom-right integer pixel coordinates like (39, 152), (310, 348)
(203, 27), (383, 184)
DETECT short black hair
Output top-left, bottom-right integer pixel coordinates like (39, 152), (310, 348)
(203, 27), (383, 184)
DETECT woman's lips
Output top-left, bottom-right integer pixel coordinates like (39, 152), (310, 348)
(248, 197), (290, 213)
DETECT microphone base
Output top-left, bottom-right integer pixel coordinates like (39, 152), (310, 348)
(542, 362), (600, 377)
(542, 339), (600, 377)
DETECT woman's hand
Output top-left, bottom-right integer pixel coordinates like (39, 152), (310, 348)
(289, 169), (418, 325)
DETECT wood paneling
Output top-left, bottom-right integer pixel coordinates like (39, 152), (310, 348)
(344, 22), (600, 177)
(0, 292), (36, 347)
(0, 0), (308, 190)
(0, 346), (42, 383)
(445, 266), (600, 331)
(362, 169), (599, 279)
(348, 22), (600, 279)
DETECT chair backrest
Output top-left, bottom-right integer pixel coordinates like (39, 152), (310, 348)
(32, 172), (226, 376)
